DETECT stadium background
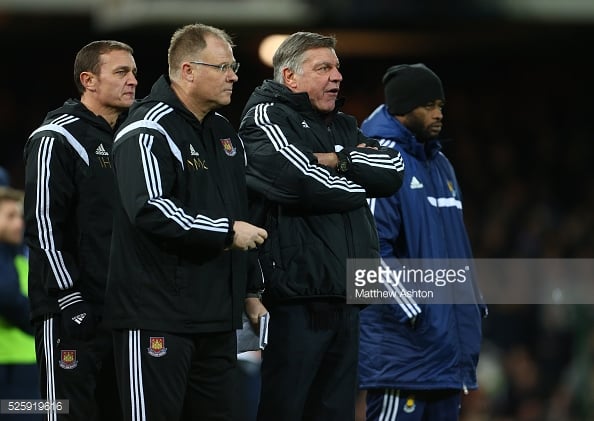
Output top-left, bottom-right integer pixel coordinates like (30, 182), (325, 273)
(1, 0), (593, 419)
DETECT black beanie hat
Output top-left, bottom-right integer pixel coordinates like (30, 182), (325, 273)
(382, 63), (444, 115)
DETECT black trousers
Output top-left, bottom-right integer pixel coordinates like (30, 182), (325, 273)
(257, 301), (360, 421)
(112, 329), (237, 421)
(34, 315), (121, 421)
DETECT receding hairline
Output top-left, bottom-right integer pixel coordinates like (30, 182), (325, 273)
(75, 40), (134, 67)
(167, 23), (235, 77)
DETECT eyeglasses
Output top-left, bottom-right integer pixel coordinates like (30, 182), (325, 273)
(189, 61), (240, 74)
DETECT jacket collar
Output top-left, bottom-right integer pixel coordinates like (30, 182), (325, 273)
(245, 80), (344, 124)
(144, 75), (215, 127)
(361, 104), (442, 161)
(45, 99), (119, 133)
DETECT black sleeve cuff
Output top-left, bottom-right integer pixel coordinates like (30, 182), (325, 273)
(224, 219), (235, 248)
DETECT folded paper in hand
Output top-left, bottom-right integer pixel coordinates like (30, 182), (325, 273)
(237, 311), (270, 353)
(259, 312), (269, 349)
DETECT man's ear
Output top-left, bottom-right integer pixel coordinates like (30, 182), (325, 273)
(282, 67), (297, 90)
(80, 72), (96, 92)
(181, 62), (195, 82)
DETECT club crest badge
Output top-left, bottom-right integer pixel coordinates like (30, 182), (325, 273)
(147, 337), (167, 357)
(59, 350), (78, 369)
(220, 138), (237, 157)
(403, 395), (416, 413)
(447, 180), (457, 198)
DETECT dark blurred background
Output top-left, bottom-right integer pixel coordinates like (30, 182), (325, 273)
(1, 0), (593, 419)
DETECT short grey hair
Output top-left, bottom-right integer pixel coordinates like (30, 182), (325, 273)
(272, 32), (337, 83)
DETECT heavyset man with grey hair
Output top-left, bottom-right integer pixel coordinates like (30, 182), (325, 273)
(239, 31), (405, 421)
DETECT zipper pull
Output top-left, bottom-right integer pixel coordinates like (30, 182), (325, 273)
(463, 384), (469, 395)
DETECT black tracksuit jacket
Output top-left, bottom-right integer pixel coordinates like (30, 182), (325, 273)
(104, 75), (261, 334)
(239, 80), (405, 304)
(24, 99), (120, 319)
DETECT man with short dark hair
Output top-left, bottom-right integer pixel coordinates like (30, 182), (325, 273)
(24, 39), (137, 420)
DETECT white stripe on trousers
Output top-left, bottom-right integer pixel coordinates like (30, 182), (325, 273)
(379, 389), (400, 421)
(128, 330), (146, 421)
(43, 317), (58, 421)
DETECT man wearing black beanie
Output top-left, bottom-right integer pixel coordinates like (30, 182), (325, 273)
(383, 63), (445, 116)
(357, 64), (487, 421)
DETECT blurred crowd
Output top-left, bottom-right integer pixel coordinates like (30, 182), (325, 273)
(450, 80), (594, 421)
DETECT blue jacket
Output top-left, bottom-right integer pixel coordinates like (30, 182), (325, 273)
(358, 104), (485, 391)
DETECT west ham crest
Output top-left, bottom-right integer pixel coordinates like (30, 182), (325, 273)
(59, 350), (78, 369)
(147, 337), (167, 357)
(220, 138), (237, 157)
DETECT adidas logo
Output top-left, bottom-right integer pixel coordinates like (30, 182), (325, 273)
(410, 176), (424, 189)
(71, 313), (86, 325)
(190, 144), (200, 156)
(301, 120), (310, 129)
(95, 144), (108, 156)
